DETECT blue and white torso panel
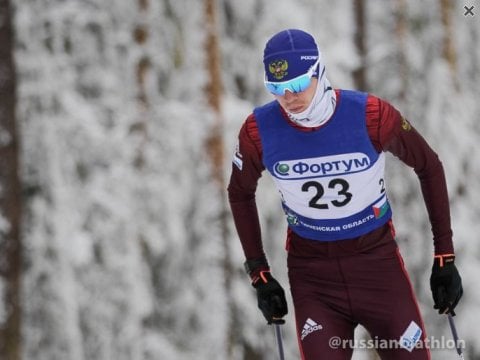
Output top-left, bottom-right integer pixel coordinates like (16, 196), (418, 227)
(254, 90), (392, 241)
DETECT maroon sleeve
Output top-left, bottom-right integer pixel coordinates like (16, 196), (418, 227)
(227, 114), (267, 262)
(365, 95), (454, 255)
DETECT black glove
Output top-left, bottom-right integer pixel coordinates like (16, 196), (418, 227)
(430, 255), (463, 316)
(253, 271), (288, 324)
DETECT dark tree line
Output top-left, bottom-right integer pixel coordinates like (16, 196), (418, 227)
(0, 0), (22, 359)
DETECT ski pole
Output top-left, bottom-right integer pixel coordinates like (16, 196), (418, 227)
(274, 323), (286, 360)
(447, 314), (465, 359)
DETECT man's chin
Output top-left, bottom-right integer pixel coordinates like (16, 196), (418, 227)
(288, 107), (305, 113)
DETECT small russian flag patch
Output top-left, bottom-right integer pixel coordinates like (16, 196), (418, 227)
(373, 197), (389, 219)
(232, 143), (243, 170)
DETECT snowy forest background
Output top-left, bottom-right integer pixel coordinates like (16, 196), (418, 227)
(0, 0), (479, 359)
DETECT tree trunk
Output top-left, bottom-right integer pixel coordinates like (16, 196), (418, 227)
(132, 0), (152, 168)
(204, 0), (237, 357)
(440, 0), (458, 87)
(0, 0), (22, 359)
(394, 0), (408, 101)
(352, 0), (368, 91)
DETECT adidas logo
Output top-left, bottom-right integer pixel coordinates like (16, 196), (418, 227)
(301, 318), (323, 340)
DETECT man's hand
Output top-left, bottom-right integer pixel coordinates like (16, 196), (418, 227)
(252, 271), (288, 324)
(430, 255), (463, 315)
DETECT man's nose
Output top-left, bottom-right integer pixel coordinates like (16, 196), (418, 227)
(283, 90), (296, 102)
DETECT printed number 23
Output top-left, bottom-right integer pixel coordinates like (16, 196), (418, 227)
(301, 179), (352, 209)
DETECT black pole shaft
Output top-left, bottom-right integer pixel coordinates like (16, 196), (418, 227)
(447, 314), (464, 359)
(274, 324), (286, 360)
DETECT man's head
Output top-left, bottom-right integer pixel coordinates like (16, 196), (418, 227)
(263, 29), (320, 96)
(262, 29), (336, 124)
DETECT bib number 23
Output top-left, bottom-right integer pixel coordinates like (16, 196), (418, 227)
(301, 179), (352, 209)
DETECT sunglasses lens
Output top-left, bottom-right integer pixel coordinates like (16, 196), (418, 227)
(291, 75), (312, 93)
(265, 74), (312, 95)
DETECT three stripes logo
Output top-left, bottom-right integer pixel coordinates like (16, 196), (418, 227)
(301, 318), (323, 340)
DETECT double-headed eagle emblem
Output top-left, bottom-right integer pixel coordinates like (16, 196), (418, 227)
(268, 60), (289, 80)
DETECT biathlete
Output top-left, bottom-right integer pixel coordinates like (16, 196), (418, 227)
(227, 29), (463, 359)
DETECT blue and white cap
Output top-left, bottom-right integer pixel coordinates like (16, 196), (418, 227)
(263, 29), (319, 82)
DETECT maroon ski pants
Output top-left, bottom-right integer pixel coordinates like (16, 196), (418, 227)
(287, 224), (430, 360)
